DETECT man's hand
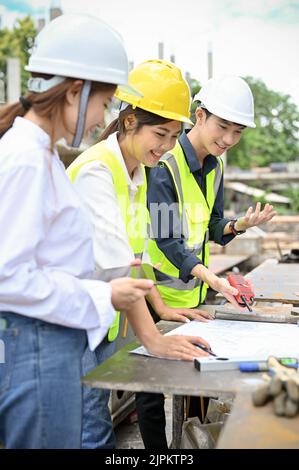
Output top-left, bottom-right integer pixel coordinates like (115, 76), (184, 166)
(210, 276), (245, 310)
(191, 264), (244, 310)
(236, 202), (277, 231)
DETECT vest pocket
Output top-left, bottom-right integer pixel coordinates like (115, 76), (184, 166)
(185, 203), (210, 246)
(185, 202), (210, 224)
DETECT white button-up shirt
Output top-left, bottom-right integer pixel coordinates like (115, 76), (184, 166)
(73, 133), (145, 272)
(0, 117), (115, 350)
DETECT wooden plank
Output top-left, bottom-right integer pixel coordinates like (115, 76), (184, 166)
(246, 260), (299, 304)
(214, 302), (299, 324)
(209, 254), (249, 275)
(110, 393), (135, 428)
(225, 181), (290, 204)
(171, 396), (184, 449)
(217, 390), (299, 449)
(224, 172), (299, 183)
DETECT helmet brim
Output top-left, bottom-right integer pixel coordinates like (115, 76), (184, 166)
(116, 84), (143, 97)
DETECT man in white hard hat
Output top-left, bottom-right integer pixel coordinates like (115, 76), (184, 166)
(137, 76), (277, 449)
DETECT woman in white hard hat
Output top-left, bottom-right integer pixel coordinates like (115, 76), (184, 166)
(140, 75), (277, 449)
(0, 14), (155, 449)
(68, 60), (213, 449)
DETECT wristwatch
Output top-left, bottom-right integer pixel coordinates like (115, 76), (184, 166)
(229, 219), (246, 236)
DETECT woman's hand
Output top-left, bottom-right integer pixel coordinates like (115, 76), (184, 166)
(155, 304), (213, 323)
(110, 278), (153, 311)
(146, 334), (212, 361)
(236, 202), (277, 231)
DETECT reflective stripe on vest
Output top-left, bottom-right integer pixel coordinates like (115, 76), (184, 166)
(147, 142), (222, 308)
(67, 141), (147, 341)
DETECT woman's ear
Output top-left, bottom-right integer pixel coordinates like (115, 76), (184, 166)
(65, 80), (84, 105)
(124, 113), (137, 131)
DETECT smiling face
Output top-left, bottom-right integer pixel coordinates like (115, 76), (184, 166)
(194, 108), (245, 157)
(120, 113), (181, 169)
(130, 120), (181, 167)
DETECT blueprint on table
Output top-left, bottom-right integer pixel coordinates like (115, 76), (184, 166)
(131, 319), (299, 360)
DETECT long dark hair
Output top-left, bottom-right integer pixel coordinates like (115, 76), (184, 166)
(0, 73), (115, 149)
(98, 104), (174, 142)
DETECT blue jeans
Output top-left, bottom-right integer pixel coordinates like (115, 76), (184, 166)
(82, 337), (116, 449)
(0, 312), (87, 449)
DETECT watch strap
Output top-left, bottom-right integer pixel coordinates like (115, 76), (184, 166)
(229, 219), (246, 236)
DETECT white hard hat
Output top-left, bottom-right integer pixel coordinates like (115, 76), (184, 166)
(194, 76), (256, 128)
(25, 14), (140, 148)
(25, 14), (136, 92)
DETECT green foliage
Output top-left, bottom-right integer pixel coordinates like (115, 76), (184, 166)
(187, 77), (201, 98)
(253, 191), (269, 207)
(185, 74), (201, 122)
(0, 16), (37, 94)
(228, 76), (299, 169)
(280, 185), (299, 213)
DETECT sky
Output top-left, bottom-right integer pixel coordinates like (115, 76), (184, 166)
(0, 0), (299, 108)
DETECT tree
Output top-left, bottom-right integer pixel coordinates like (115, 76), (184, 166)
(228, 76), (299, 169)
(185, 73), (201, 122)
(0, 16), (37, 95)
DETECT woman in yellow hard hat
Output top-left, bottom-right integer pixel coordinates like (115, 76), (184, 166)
(67, 59), (212, 448)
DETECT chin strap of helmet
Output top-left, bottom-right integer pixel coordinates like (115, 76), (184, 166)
(72, 80), (92, 148)
(119, 101), (130, 112)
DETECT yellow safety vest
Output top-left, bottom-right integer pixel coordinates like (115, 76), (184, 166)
(67, 140), (147, 341)
(147, 142), (223, 308)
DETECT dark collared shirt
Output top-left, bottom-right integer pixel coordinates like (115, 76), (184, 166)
(147, 130), (235, 282)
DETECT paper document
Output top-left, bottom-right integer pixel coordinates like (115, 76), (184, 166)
(132, 319), (299, 360)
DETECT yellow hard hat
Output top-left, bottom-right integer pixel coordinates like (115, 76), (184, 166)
(115, 59), (193, 125)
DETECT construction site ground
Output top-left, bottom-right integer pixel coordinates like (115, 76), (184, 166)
(115, 396), (172, 449)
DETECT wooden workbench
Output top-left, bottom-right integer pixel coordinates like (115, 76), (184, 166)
(246, 259), (299, 304)
(217, 391), (299, 449)
(83, 321), (245, 397)
(217, 259), (299, 307)
(83, 320), (266, 448)
(83, 317), (299, 449)
(83, 260), (299, 449)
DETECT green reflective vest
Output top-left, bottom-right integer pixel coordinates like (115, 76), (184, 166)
(147, 142), (223, 308)
(67, 140), (147, 341)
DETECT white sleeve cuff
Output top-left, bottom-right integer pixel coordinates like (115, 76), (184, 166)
(81, 279), (116, 351)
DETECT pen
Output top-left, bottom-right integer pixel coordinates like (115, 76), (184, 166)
(196, 344), (217, 357)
